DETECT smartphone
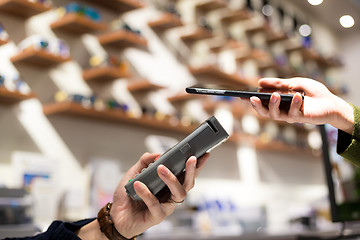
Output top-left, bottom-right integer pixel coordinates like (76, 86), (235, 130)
(186, 83), (304, 112)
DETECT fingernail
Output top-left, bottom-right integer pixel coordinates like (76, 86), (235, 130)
(134, 181), (143, 192)
(192, 159), (197, 168)
(271, 96), (277, 103)
(159, 165), (169, 176)
(293, 94), (300, 104)
(250, 98), (256, 107)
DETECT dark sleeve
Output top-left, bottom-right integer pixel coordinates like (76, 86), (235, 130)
(3, 218), (96, 240)
(337, 105), (360, 168)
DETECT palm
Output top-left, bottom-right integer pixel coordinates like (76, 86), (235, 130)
(111, 153), (167, 236)
(298, 81), (338, 125)
(109, 152), (210, 238)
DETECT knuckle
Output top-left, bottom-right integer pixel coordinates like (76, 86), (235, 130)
(187, 179), (195, 191)
(269, 112), (280, 121)
(159, 210), (167, 220)
(148, 201), (159, 210)
(178, 190), (187, 200)
(141, 152), (150, 158)
(288, 111), (299, 120)
(257, 109), (269, 118)
(168, 173), (178, 184)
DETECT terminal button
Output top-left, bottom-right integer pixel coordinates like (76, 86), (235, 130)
(180, 143), (191, 154)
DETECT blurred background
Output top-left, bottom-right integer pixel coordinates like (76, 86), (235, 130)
(0, 0), (359, 239)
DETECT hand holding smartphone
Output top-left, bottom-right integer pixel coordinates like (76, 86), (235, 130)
(185, 83), (305, 112)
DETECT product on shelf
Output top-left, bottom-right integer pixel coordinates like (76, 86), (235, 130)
(56, 2), (101, 22)
(141, 105), (157, 117)
(259, 121), (279, 144)
(55, 91), (98, 109)
(140, 105), (178, 123)
(89, 55), (129, 73)
(0, 73), (31, 94)
(0, 23), (9, 42)
(54, 91), (133, 113)
(148, 1), (183, 31)
(0, 75), (4, 86)
(52, 91), (183, 124)
(107, 99), (129, 112)
(13, 75), (31, 94)
(158, 1), (181, 18)
(17, 35), (70, 58)
(109, 18), (142, 36)
(246, 0), (254, 11)
(197, 16), (213, 32)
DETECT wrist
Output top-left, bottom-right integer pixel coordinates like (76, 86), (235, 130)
(76, 219), (108, 240)
(332, 97), (354, 135)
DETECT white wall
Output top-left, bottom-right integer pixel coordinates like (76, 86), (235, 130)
(339, 32), (360, 106)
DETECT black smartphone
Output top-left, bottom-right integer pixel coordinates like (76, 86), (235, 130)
(186, 83), (304, 112)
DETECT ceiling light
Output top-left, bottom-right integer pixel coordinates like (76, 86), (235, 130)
(339, 15), (355, 28)
(299, 24), (312, 37)
(262, 5), (273, 16)
(307, 0), (323, 6)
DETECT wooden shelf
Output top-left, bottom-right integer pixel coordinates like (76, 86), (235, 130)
(229, 132), (314, 155)
(265, 30), (288, 44)
(10, 48), (71, 67)
(202, 98), (248, 118)
(235, 49), (255, 62)
(257, 61), (278, 71)
(148, 13), (183, 31)
(0, 0), (51, 18)
(221, 9), (252, 24)
(0, 87), (36, 104)
(195, 0), (227, 12)
(286, 45), (342, 68)
(255, 138), (313, 156)
(168, 92), (201, 104)
(127, 80), (164, 93)
(97, 30), (147, 50)
(43, 101), (197, 134)
(50, 13), (107, 34)
(180, 27), (213, 43)
(245, 24), (269, 35)
(0, 38), (9, 46)
(42, 101), (313, 154)
(208, 39), (246, 53)
(81, 0), (144, 13)
(284, 44), (304, 53)
(250, 48), (271, 60)
(301, 48), (342, 68)
(189, 65), (250, 86)
(83, 66), (130, 82)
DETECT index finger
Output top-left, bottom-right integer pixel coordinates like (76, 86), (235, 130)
(258, 78), (292, 89)
(126, 153), (160, 179)
(259, 77), (315, 94)
(195, 153), (210, 177)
